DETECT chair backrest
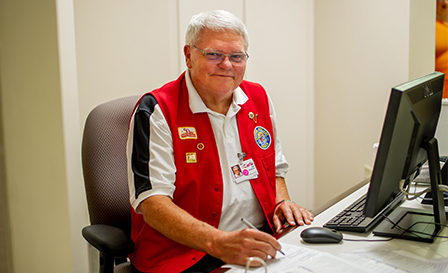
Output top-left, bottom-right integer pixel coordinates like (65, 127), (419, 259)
(82, 95), (140, 235)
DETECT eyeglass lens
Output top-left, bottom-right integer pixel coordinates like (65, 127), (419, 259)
(194, 46), (248, 64)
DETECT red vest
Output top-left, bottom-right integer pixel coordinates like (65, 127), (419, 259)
(129, 73), (276, 272)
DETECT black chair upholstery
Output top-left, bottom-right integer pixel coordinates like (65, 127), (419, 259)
(81, 96), (140, 273)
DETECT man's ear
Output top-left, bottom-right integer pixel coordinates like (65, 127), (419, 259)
(184, 45), (193, 69)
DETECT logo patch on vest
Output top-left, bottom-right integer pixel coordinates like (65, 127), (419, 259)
(254, 126), (271, 150)
(186, 152), (197, 163)
(178, 127), (197, 140)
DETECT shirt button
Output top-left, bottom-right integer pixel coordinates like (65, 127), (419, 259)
(212, 212), (217, 217)
(192, 257), (197, 261)
(214, 186), (220, 192)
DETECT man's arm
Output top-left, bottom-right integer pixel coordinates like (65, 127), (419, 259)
(272, 177), (314, 233)
(140, 195), (282, 266)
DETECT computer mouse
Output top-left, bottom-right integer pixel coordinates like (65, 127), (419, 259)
(300, 227), (343, 244)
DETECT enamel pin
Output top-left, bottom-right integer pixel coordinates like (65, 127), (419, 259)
(248, 112), (258, 123)
(186, 152), (197, 163)
(197, 143), (204, 150)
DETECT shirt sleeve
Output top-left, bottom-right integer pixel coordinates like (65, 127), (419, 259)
(127, 94), (176, 213)
(267, 94), (290, 177)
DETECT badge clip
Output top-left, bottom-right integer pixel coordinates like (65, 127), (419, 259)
(237, 152), (246, 161)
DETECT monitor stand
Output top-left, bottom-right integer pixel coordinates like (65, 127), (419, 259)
(373, 138), (447, 243)
(422, 158), (448, 206)
(373, 207), (447, 243)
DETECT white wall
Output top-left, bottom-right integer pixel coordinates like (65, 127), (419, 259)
(56, 0), (89, 272)
(74, 0), (180, 124)
(436, 100), (448, 156)
(314, 0), (436, 207)
(245, 0), (315, 209)
(0, 1), (74, 272)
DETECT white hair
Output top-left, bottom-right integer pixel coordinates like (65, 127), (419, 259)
(185, 10), (249, 50)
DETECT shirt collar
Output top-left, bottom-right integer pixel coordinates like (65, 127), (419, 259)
(185, 70), (248, 114)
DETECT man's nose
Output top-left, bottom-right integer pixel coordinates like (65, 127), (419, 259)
(219, 55), (233, 68)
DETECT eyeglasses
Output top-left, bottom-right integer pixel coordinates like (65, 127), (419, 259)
(193, 45), (249, 65)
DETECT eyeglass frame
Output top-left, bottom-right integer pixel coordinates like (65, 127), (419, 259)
(192, 45), (249, 65)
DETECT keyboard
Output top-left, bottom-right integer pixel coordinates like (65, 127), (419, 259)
(323, 192), (404, 233)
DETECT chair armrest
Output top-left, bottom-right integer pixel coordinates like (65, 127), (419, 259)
(82, 224), (134, 257)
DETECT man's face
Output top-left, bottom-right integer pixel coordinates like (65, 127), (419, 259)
(184, 29), (247, 99)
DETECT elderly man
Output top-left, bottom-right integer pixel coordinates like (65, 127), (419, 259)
(127, 10), (313, 273)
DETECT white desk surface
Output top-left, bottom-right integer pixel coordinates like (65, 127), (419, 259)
(280, 183), (448, 260)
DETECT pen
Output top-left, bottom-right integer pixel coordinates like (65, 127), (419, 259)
(241, 218), (285, 256)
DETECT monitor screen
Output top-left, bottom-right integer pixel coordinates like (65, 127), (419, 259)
(363, 71), (446, 242)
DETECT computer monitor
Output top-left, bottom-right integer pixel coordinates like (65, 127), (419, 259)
(364, 71), (446, 243)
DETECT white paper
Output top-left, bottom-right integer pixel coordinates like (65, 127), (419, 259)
(222, 243), (376, 273)
(220, 243), (448, 273)
(337, 245), (448, 273)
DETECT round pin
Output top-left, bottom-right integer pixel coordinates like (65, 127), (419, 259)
(197, 143), (205, 150)
(248, 112), (254, 119)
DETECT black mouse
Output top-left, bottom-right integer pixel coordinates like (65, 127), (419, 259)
(300, 227), (343, 244)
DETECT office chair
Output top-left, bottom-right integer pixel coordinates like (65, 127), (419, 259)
(81, 95), (140, 273)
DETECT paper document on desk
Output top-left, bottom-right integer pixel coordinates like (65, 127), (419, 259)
(221, 242), (382, 273)
(337, 245), (448, 273)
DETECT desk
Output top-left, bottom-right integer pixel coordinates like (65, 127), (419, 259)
(219, 180), (448, 272)
(281, 182), (448, 260)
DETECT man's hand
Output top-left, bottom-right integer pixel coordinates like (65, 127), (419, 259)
(272, 200), (314, 233)
(208, 228), (282, 267)
(274, 177), (314, 233)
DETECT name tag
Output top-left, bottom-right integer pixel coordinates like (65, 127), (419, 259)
(231, 158), (259, 183)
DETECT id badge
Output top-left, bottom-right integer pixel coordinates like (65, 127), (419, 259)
(231, 158), (259, 183)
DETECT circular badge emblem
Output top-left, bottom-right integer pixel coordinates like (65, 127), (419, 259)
(253, 126), (271, 150)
